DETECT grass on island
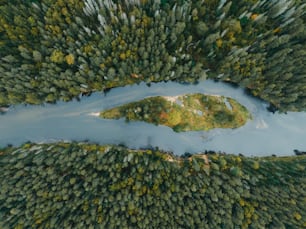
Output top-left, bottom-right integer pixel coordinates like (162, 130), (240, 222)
(100, 93), (251, 132)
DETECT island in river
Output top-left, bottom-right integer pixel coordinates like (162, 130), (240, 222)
(100, 93), (251, 132)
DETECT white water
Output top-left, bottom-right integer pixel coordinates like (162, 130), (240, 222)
(1, 80), (306, 156)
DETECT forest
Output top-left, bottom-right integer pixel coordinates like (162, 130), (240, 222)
(0, 142), (305, 228)
(0, 0), (305, 111)
(1, 0), (306, 228)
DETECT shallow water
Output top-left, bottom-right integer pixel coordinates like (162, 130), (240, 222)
(1, 80), (306, 156)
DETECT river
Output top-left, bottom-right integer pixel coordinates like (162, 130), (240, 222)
(1, 80), (306, 156)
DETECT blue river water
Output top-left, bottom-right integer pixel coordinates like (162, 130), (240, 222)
(1, 80), (306, 156)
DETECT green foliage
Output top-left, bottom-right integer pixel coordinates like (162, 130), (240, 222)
(0, 0), (305, 112)
(0, 0), (203, 106)
(0, 143), (305, 228)
(100, 93), (251, 132)
(213, 111), (235, 124)
(209, 0), (306, 112)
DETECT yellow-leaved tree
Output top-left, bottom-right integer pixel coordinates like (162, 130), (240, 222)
(65, 54), (75, 65)
(50, 50), (64, 63)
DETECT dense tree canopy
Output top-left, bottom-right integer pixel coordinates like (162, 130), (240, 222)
(0, 0), (305, 111)
(1, 1), (306, 228)
(0, 142), (305, 228)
